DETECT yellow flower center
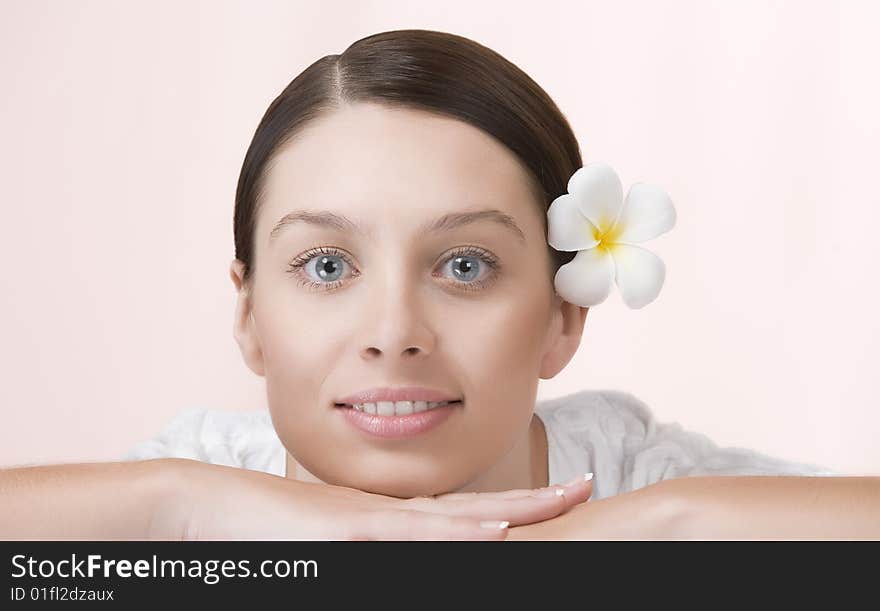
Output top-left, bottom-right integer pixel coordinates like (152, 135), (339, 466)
(591, 218), (623, 252)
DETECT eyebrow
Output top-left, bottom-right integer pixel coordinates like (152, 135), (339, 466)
(269, 208), (527, 244)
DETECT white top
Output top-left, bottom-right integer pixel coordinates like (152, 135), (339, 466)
(123, 389), (839, 500)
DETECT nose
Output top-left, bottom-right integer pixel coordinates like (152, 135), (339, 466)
(358, 274), (436, 362)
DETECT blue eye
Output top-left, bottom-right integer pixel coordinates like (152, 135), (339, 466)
(447, 255), (480, 281)
(309, 254), (346, 282)
(437, 246), (500, 291)
(287, 247), (356, 291)
(287, 245), (500, 292)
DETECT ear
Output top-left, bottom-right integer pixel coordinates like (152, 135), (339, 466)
(230, 259), (266, 377)
(539, 295), (589, 379)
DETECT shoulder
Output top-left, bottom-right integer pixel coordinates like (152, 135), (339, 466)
(535, 389), (838, 499)
(535, 389), (660, 498)
(122, 407), (284, 475)
(535, 388), (657, 451)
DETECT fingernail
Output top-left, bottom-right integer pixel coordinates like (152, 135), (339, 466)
(563, 472), (594, 487)
(480, 520), (510, 530)
(533, 487), (565, 498)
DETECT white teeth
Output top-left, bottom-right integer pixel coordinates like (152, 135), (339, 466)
(349, 399), (457, 416)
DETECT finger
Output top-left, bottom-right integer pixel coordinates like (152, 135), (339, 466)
(433, 476), (593, 503)
(422, 478), (594, 523)
(434, 488), (554, 501)
(557, 478), (593, 506)
(401, 486), (591, 527)
(363, 509), (510, 541)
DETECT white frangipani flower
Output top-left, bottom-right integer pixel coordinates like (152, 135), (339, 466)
(547, 162), (676, 309)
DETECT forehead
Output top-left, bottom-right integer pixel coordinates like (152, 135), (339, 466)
(257, 102), (543, 237)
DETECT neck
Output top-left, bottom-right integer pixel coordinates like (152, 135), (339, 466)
(285, 413), (549, 492)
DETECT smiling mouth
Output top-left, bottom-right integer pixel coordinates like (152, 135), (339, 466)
(334, 399), (463, 416)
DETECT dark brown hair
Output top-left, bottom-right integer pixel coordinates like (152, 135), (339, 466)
(234, 28), (582, 289)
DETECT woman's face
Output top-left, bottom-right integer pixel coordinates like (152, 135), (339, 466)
(230, 102), (585, 497)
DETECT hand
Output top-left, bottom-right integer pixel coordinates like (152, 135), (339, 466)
(506, 479), (687, 540)
(151, 459), (594, 540)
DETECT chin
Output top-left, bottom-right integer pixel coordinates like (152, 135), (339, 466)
(341, 471), (462, 499)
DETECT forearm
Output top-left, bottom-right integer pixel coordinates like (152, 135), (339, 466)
(663, 475), (880, 539)
(0, 459), (182, 540)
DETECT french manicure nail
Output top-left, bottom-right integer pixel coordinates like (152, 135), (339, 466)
(533, 487), (565, 498)
(480, 520), (510, 530)
(563, 472), (594, 487)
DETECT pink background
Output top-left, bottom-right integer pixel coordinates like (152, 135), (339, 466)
(2, 0), (877, 474)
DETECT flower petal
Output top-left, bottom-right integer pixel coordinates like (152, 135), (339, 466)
(547, 193), (601, 251)
(567, 163), (624, 231)
(613, 183), (677, 244)
(553, 247), (615, 307)
(610, 244), (666, 309)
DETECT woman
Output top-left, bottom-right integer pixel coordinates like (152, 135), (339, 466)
(2, 29), (876, 540)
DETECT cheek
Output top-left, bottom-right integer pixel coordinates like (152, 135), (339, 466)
(251, 295), (343, 408)
(446, 289), (551, 432)
(252, 276), (351, 359)
(453, 290), (551, 375)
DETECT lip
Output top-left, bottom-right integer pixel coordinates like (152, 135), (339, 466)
(335, 386), (462, 405)
(337, 401), (461, 439)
